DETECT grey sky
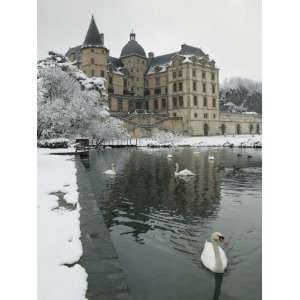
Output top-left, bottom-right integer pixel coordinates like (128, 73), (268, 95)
(38, 0), (261, 82)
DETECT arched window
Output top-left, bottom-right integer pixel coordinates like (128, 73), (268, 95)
(221, 124), (226, 135)
(256, 124), (260, 134)
(249, 124), (254, 134)
(204, 123), (209, 136)
(236, 124), (241, 134)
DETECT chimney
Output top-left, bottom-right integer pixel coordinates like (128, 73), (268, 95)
(148, 52), (154, 59)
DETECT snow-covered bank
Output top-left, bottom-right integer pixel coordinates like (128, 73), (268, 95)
(38, 149), (87, 300)
(137, 134), (262, 148)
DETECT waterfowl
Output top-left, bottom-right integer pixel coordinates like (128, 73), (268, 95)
(103, 163), (116, 176)
(174, 163), (195, 176)
(167, 154), (173, 158)
(237, 153), (242, 157)
(247, 155), (252, 159)
(201, 232), (228, 273)
(208, 153), (215, 160)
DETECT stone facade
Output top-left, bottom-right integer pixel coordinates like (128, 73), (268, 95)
(66, 16), (262, 137)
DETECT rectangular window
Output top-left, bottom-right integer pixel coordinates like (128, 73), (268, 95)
(109, 77), (113, 85)
(213, 98), (216, 107)
(204, 113), (208, 119)
(179, 70), (182, 77)
(155, 77), (160, 86)
(101, 70), (105, 77)
(203, 97), (207, 107)
(179, 82), (183, 91)
(192, 69), (196, 77)
(202, 83), (206, 93)
(173, 83), (177, 92)
(213, 113), (216, 119)
(154, 99), (159, 110)
(211, 73), (215, 81)
(193, 81), (197, 91)
(117, 100), (123, 111)
(212, 84), (215, 94)
(162, 98), (167, 109)
(202, 71), (206, 79)
(194, 112), (198, 118)
(173, 97), (177, 108)
(179, 96), (184, 107)
(173, 71), (176, 79)
(193, 96), (198, 106)
(154, 88), (161, 95)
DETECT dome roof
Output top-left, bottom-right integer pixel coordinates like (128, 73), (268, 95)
(120, 32), (146, 58)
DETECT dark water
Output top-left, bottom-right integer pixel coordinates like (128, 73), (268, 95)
(83, 147), (261, 300)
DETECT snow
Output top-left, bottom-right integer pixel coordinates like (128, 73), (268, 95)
(137, 134), (262, 148)
(38, 148), (87, 300)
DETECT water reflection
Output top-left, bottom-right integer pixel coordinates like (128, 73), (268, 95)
(82, 148), (261, 300)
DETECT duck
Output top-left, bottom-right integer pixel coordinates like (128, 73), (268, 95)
(201, 232), (228, 273)
(247, 155), (253, 159)
(103, 163), (116, 176)
(174, 163), (195, 176)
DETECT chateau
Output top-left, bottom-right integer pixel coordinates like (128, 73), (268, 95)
(66, 16), (261, 137)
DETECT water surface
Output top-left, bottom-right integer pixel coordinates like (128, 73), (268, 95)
(83, 147), (261, 300)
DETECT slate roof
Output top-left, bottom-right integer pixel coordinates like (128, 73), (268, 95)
(65, 45), (81, 61)
(120, 33), (146, 58)
(83, 16), (103, 46)
(146, 44), (207, 74)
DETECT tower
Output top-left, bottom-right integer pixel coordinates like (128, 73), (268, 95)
(80, 15), (109, 80)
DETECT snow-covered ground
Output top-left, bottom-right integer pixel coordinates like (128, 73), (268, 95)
(137, 134), (262, 147)
(38, 149), (87, 300)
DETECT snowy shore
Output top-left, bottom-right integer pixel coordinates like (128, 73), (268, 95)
(38, 149), (87, 300)
(137, 134), (262, 148)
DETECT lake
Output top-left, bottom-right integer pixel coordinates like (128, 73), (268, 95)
(83, 147), (261, 300)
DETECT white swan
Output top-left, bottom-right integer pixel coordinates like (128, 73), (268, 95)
(201, 232), (228, 273)
(103, 163), (116, 176)
(174, 163), (195, 176)
(167, 154), (173, 158)
(208, 153), (215, 160)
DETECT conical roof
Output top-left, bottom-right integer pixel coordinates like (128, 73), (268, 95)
(83, 15), (103, 46)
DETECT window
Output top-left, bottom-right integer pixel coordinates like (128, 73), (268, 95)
(193, 81), (197, 91)
(202, 83), (206, 93)
(145, 79), (148, 87)
(203, 97), (207, 107)
(179, 96), (184, 107)
(154, 88), (161, 95)
(91, 69), (94, 76)
(213, 113), (216, 119)
(109, 77), (113, 85)
(101, 70), (105, 77)
(172, 97), (177, 108)
(155, 76), (160, 86)
(91, 49), (94, 53)
(173, 112), (177, 117)
(154, 99), (159, 110)
(162, 98), (167, 109)
(179, 70), (182, 77)
(173, 83), (177, 92)
(117, 100), (123, 112)
(193, 96), (198, 106)
(91, 58), (94, 64)
(192, 69), (196, 77)
(213, 98), (216, 107)
(179, 82), (183, 91)
(204, 113), (208, 119)
(212, 84), (216, 94)
(173, 71), (176, 79)
(202, 71), (206, 79)
(211, 73), (215, 81)
(194, 112), (198, 118)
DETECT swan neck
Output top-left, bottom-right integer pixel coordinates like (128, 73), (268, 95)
(212, 241), (223, 272)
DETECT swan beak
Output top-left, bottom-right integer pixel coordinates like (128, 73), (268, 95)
(219, 235), (225, 243)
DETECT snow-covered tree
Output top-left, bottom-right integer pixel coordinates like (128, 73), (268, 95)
(37, 51), (128, 140)
(220, 77), (262, 113)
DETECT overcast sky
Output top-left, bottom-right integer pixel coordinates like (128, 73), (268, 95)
(38, 0), (261, 82)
